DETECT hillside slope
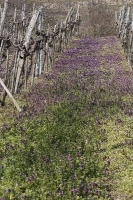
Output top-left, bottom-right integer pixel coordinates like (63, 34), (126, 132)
(1, 34), (133, 199)
(1, 1), (133, 200)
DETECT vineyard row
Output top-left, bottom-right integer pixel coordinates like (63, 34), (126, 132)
(0, 0), (80, 112)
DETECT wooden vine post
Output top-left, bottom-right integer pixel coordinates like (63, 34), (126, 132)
(11, 32), (20, 93)
(116, 3), (133, 68)
(129, 14), (133, 66)
(37, 6), (44, 76)
(2, 47), (9, 104)
(52, 24), (56, 64)
(14, 9), (40, 93)
(22, 4), (26, 34)
(0, 0), (8, 36)
(75, 4), (80, 36)
(0, 78), (22, 112)
(13, 6), (17, 33)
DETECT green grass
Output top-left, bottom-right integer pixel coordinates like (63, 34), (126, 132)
(1, 1), (133, 199)
(0, 98), (110, 199)
(1, 35), (133, 199)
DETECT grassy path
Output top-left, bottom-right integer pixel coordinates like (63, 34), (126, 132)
(1, 35), (133, 199)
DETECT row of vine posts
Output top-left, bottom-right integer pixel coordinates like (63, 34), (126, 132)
(0, 0), (80, 112)
(115, 0), (133, 67)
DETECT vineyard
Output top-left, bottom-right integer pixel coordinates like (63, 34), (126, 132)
(1, 0), (133, 199)
(0, 0), (80, 111)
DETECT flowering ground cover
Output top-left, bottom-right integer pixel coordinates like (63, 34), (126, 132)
(1, 35), (133, 199)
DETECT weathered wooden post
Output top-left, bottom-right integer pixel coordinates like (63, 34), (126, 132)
(118, 6), (125, 38)
(64, 8), (73, 46)
(31, 62), (36, 86)
(0, 39), (4, 65)
(11, 31), (21, 93)
(115, 11), (118, 31)
(13, 6), (17, 33)
(37, 6), (44, 76)
(24, 57), (28, 90)
(0, 78), (22, 112)
(0, 0), (8, 71)
(52, 24), (56, 64)
(24, 10), (40, 51)
(14, 9), (40, 93)
(123, 6), (130, 57)
(1, 47), (9, 104)
(0, 4), (3, 20)
(45, 42), (52, 71)
(68, 8), (74, 40)
(58, 22), (63, 53)
(33, 3), (36, 14)
(62, 23), (66, 52)
(69, 10), (74, 39)
(120, 6), (130, 45)
(22, 4), (26, 34)
(129, 14), (133, 67)
(74, 4), (80, 36)
(0, 0), (8, 36)
(44, 42), (48, 72)
(45, 23), (50, 71)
